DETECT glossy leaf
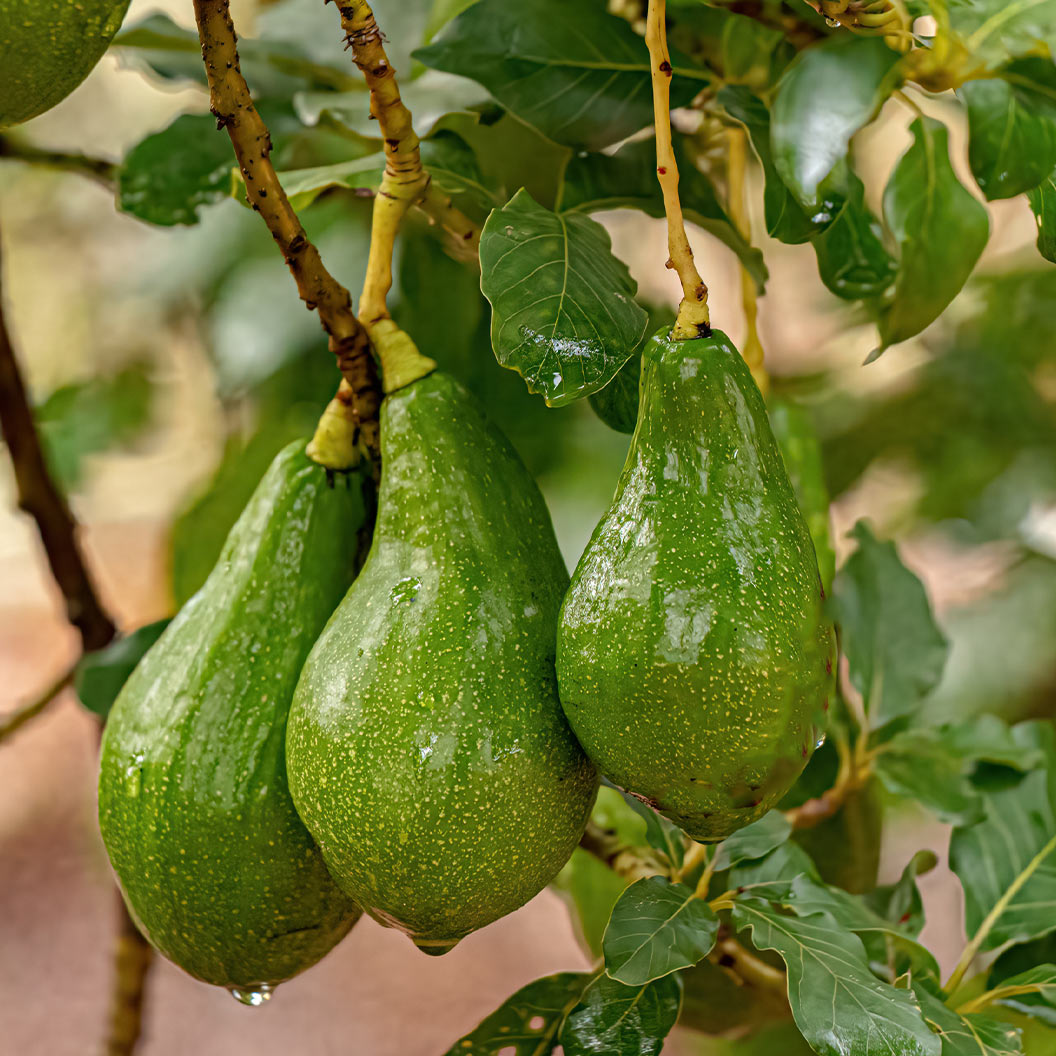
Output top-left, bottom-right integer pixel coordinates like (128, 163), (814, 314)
(946, 0), (1056, 69)
(559, 137), (768, 288)
(1027, 169), (1056, 263)
(729, 839), (821, 901)
(274, 154), (386, 212)
(811, 170), (896, 301)
(443, 971), (594, 1055)
(560, 973), (682, 1056)
(865, 850), (939, 937)
(479, 189), (647, 406)
(878, 117), (989, 350)
(987, 964), (1056, 1025)
(835, 521), (949, 730)
(414, 0), (707, 150)
(772, 36), (902, 211)
(732, 900), (941, 1056)
(711, 811), (792, 872)
(961, 62), (1056, 200)
(719, 85), (823, 245)
(914, 984), (1023, 1056)
(990, 935), (1056, 1025)
(617, 788), (687, 869)
(118, 114), (237, 226)
(75, 620), (172, 720)
(602, 876), (719, 985)
(950, 722), (1056, 953)
(874, 743), (984, 825)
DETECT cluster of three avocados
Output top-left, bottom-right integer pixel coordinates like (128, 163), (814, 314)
(98, 327), (833, 995)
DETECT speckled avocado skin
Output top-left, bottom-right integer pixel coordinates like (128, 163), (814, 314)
(556, 329), (835, 842)
(286, 372), (598, 952)
(0, 0), (131, 129)
(98, 442), (363, 990)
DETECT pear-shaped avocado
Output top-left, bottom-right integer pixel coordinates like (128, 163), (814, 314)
(556, 329), (835, 842)
(0, 0), (130, 129)
(98, 442), (363, 991)
(286, 372), (598, 953)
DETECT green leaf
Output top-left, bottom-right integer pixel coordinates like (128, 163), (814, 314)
(878, 116), (990, 350)
(414, 0), (707, 150)
(36, 363), (154, 489)
(558, 137), (768, 289)
(479, 189), (648, 406)
(874, 742), (985, 825)
(712, 811), (792, 872)
(272, 154), (386, 212)
(772, 36), (902, 212)
(961, 62), (1056, 200)
(118, 114), (238, 226)
(990, 936), (1056, 1024)
(732, 900), (941, 1056)
(811, 170), (896, 301)
(1027, 168), (1056, 262)
(729, 839), (820, 901)
(835, 521), (949, 730)
(718, 85), (824, 245)
(865, 850), (939, 937)
(947, 0), (1056, 69)
(987, 964), (1056, 1024)
(602, 876), (719, 985)
(74, 620), (172, 720)
(616, 788), (687, 869)
(914, 983), (1023, 1056)
(940, 715), (1048, 771)
(443, 971), (594, 1055)
(588, 353), (641, 435)
(560, 973), (682, 1056)
(949, 722), (1056, 954)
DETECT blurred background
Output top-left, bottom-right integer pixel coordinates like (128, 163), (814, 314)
(2, 0), (1055, 1053)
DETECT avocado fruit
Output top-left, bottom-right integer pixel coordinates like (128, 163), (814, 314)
(98, 442), (364, 991)
(0, 0), (131, 129)
(556, 328), (835, 842)
(286, 371), (598, 953)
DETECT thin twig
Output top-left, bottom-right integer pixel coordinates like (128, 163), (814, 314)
(645, 0), (710, 340)
(104, 892), (155, 1056)
(0, 225), (153, 1053)
(0, 665), (76, 743)
(725, 126), (767, 394)
(0, 239), (116, 651)
(0, 135), (116, 188)
(578, 821), (664, 882)
(711, 934), (787, 992)
(192, 0), (381, 465)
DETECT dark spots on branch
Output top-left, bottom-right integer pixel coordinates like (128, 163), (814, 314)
(659, 60), (672, 75)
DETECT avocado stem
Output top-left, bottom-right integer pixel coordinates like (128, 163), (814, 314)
(644, 0), (711, 340)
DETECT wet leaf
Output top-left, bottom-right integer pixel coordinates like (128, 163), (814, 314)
(712, 811), (792, 872)
(479, 189), (647, 406)
(560, 973), (682, 1056)
(914, 983), (1023, 1056)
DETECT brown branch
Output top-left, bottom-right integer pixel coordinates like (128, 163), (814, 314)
(192, 0), (381, 464)
(104, 892), (155, 1056)
(0, 240), (116, 651)
(711, 930), (787, 993)
(0, 225), (152, 1053)
(0, 664), (75, 743)
(0, 135), (116, 188)
(578, 820), (665, 882)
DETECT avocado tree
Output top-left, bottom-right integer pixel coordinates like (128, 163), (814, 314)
(2, 1), (1056, 1054)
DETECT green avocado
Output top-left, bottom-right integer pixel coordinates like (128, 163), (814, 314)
(98, 442), (363, 992)
(768, 396), (836, 594)
(286, 371), (598, 953)
(0, 0), (131, 129)
(556, 328), (835, 842)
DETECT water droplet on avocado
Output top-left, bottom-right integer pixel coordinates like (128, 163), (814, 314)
(229, 983), (274, 1006)
(390, 576), (421, 603)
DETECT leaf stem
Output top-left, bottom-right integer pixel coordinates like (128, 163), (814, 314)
(577, 821), (665, 882)
(644, 0), (710, 340)
(192, 0), (381, 469)
(955, 980), (1051, 1015)
(785, 727), (872, 829)
(945, 830), (1056, 994)
(711, 935), (787, 992)
(725, 126), (767, 394)
(0, 134), (116, 187)
(0, 665), (76, 743)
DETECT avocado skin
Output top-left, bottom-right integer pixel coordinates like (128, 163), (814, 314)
(556, 329), (835, 842)
(98, 442), (363, 989)
(286, 372), (598, 951)
(0, 0), (130, 129)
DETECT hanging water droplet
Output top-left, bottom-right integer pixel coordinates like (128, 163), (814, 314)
(390, 576), (421, 604)
(229, 983), (275, 1007)
(824, 15), (841, 27)
(814, 732), (827, 750)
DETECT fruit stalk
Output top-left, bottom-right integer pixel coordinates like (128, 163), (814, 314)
(192, 0), (381, 465)
(0, 228), (152, 1053)
(645, 0), (710, 339)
